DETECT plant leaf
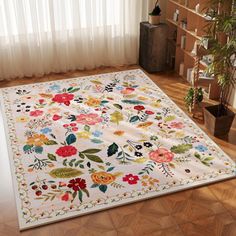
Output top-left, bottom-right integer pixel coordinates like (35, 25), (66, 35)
(49, 168), (83, 178)
(110, 111), (123, 125)
(113, 104), (123, 110)
(82, 149), (101, 154)
(121, 100), (145, 105)
(107, 143), (119, 157)
(44, 140), (58, 145)
(91, 183), (99, 188)
(47, 153), (57, 161)
(85, 155), (103, 163)
(82, 188), (90, 197)
(23, 144), (33, 152)
(171, 144), (193, 154)
(129, 116), (140, 123)
(84, 125), (90, 132)
(78, 190), (83, 202)
(66, 134), (76, 145)
(107, 167), (115, 172)
(99, 185), (108, 193)
(35, 146), (43, 154)
(91, 139), (103, 144)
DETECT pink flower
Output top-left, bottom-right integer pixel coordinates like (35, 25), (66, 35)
(76, 113), (102, 125)
(170, 122), (184, 129)
(123, 174), (139, 185)
(30, 110), (43, 117)
(149, 148), (174, 163)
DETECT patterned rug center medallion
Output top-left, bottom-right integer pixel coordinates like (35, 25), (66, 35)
(1, 69), (235, 230)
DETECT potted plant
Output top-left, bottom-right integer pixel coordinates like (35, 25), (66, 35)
(149, 1), (161, 25)
(203, 0), (236, 136)
(185, 87), (204, 112)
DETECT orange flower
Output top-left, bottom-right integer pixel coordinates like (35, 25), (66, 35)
(27, 134), (49, 146)
(85, 97), (101, 107)
(113, 130), (125, 136)
(91, 171), (116, 185)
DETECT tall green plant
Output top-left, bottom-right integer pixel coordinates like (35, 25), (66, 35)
(204, 0), (236, 111)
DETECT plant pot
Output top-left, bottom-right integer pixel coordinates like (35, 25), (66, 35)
(149, 15), (161, 25)
(204, 104), (235, 136)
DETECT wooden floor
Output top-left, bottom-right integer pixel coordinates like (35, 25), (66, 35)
(0, 65), (235, 236)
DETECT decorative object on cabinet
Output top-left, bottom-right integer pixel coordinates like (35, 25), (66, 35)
(149, 0), (162, 25)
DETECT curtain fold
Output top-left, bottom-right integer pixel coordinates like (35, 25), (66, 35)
(0, 0), (152, 80)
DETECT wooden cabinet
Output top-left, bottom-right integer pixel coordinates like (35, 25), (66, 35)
(139, 22), (168, 73)
(166, 0), (221, 99)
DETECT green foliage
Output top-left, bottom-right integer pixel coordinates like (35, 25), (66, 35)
(170, 144), (193, 154)
(49, 168), (83, 178)
(184, 88), (203, 108)
(107, 143), (119, 157)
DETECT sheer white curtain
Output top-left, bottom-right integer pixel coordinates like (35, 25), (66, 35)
(0, 0), (152, 80)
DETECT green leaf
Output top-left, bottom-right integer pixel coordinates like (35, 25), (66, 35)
(203, 157), (214, 161)
(82, 188), (90, 197)
(101, 100), (109, 104)
(23, 145), (33, 152)
(91, 139), (103, 144)
(67, 87), (74, 91)
(79, 153), (85, 159)
(68, 88), (80, 93)
(107, 167), (115, 172)
(66, 134), (76, 145)
(72, 191), (77, 202)
(91, 184), (99, 188)
(49, 168), (83, 178)
(84, 125), (90, 132)
(107, 143), (119, 157)
(99, 185), (108, 193)
(171, 144), (193, 154)
(121, 100), (145, 105)
(194, 152), (201, 159)
(129, 116), (140, 123)
(164, 115), (176, 122)
(75, 160), (83, 167)
(47, 153), (57, 161)
(82, 149), (101, 154)
(113, 104), (123, 110)
(44, 140), (58, 145)
(78, 190), (83, 202)
(63, 159), (67, 166)
(35, 146), (43, 154)
(86, 154), (103, 163)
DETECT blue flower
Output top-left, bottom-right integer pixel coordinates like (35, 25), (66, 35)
(49, 84), (61, 91)
(40, 127), (52, 134)
(116, 86), (124, 91)
(195, 145), (208, 152)
(92, 130), (103, 137)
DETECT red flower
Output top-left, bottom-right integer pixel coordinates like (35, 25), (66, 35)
(145, 110), (154, 115)
(52, 114), (62, 121)
(61, 192), (70, 201)
(30, 110), (44, 117)
(123, 174), (139, 185)
(39, 99), (45, 104)
(52, 93), (74, 106)
(67, 178), (86, 191)
(134, 105), (145, 111)
(56, 145), (77, 157)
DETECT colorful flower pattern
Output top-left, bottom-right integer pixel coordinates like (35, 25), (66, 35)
(1, 69), (235, 229)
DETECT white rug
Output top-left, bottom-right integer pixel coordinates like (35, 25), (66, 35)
(0, 69), (235, 230)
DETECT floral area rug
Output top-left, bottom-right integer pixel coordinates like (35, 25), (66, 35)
(0, 69), (235, 230)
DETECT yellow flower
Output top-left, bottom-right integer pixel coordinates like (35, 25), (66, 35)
(141, 175), (159, 187)
(47, 107), (61, 114)
(16, 116), (29, 123)
(91, 171), (116, 185)
(85, 97), (101, 107)
(175, 131), (185, 138)
(113, 130), (125, 136)
(134, 158), (148, 163)
(27, 134), (49, 146)
(77, 131), (90, 139)
(151, 102), (161, 108)
(137, 96), (148, 101)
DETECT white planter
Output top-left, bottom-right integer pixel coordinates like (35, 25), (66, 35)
(149, 15), (161, 25)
